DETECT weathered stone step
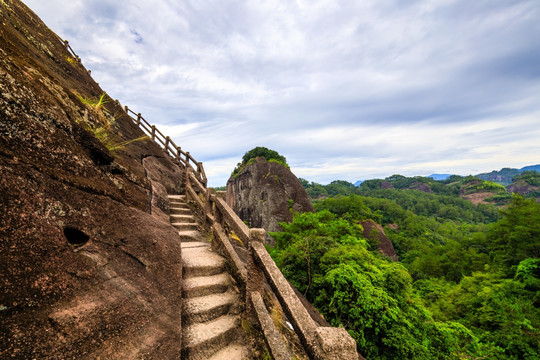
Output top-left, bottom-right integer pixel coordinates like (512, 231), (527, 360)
(168, 195), (187, 201)
(182, 315), (242, 360)
(170, 207), (192, 215)
(172, 222), (199, 231)
(207, 344), (250, 360)
(183, 273), (230, 298)
(170, 214), (196, 223)
(182, 244), (226, 278)
(169, 200), (189, 207)
(183, 291), (240, 325)
(178, 230), (207, 243)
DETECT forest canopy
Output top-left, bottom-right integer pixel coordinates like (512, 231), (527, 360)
(269, 188), (539, 359)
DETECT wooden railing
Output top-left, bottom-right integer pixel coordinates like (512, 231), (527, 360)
(52, 35), (206, 185)
(62, 39), (81, 63)
(184, 169), (358, 360)
(123, 106), (207, 187)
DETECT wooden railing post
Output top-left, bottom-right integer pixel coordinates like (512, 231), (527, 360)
(124, 105), (129, 113)
(165, 136), (170, 154)
(196, 162), (202, 179)
(151, 125), (156, 141)
(136, 113), (141, 126)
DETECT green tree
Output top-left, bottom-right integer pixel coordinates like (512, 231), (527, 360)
(232, 146), (288, 177)
(241, 146), (287, 165)
(488, 195), (540, 274)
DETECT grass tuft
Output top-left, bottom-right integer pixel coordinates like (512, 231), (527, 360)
(76, 92), (147, 153)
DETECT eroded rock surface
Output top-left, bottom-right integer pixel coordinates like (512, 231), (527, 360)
(1, 1), (185, 358)
(360, 220), (399, 261)
(226, 157), (313, 238)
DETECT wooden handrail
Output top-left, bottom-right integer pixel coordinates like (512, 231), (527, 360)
(123, 106), (207, 187)
(52, 37), (206, 183)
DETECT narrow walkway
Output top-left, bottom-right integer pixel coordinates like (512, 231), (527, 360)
(168, 195), (250, 360)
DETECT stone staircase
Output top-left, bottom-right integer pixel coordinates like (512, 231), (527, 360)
(168, 195), (250, 360)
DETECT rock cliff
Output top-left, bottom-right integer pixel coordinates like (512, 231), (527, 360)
(360, 220), (399, 261)
(226, 157), (313, 240)
(1, 1), (185, 358)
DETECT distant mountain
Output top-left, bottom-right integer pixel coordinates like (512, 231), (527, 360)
(428, 174), (452, 181)
(521, 164), (540, 172)
(476, 164), (540, 185)
(351, 164), (539, 193)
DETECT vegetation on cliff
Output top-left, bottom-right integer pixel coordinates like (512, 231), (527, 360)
(231, 146), (288, 177)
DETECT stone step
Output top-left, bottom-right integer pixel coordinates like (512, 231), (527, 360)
(168, 194), (186, 201)
(170, 207), (192, 215)
(207, 344), (250, 360)
(182, 244), (226, 278)
(183, 273), (231, 298)
(172, 222), (199, 231)
(183, 291), (241, 325)
(170, 214), (197, 223)
(182, 242), (212, 249)
(178, 230), (207, 243)
(170, 204), (190, 212)
(169, 200), (189, 206)
(182, 315), (242, 360)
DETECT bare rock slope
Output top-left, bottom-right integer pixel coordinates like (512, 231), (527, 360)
(1, 1), (185, 358)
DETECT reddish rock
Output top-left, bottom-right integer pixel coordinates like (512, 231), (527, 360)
(407, 181), (433, 193)
(360, 220), (399, 261)
(1, 1), (185, 358)
(380, 181), (394, 189)
(507, 180), (539, 197)
(226, 157), (313, 238)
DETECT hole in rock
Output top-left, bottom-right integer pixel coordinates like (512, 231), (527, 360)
(64, 226), (90, 246)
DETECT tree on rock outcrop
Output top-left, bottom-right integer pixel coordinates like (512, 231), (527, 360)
(226, 147), (313, 243)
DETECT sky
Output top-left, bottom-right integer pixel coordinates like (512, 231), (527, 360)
(23, 0), (540, 187)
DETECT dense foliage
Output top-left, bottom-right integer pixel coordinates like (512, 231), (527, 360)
(269, 192), (539, 359)
(241, 146), (287, 165)
(231, 146), (288, 177)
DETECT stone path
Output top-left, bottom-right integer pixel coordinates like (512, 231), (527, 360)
(168, 195), (250, 360)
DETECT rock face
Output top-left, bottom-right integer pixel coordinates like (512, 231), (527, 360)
(507, 181), (539, 197)
(360, 220), (399, 261)
(226, 157), (313, 237)
(1, 1), (185, 358)
(380, 180), (394, 189)
(407, 181), (433, 193)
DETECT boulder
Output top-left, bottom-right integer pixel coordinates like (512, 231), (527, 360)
(360, 220), (399, 261)
(226, 157), (313, 241)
